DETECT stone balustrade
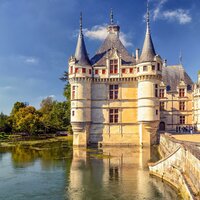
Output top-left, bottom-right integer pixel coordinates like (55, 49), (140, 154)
(149, 134), (200, 200)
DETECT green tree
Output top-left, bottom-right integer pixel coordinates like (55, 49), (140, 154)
(0, 112), (12, 133)
(13, 106), (41, 134)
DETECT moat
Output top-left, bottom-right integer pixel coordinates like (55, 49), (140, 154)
(0, 142), (181, 200)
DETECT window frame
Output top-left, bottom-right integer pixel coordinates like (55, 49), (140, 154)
(109, 84), (119, 100)
(109, 109), (119, 123)
(110, 59), (118, 74)
(180, 116), (185, 124)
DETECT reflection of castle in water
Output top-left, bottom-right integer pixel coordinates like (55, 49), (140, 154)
(67, 148), (179, 200)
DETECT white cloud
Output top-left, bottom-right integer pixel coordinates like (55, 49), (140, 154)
(24, 57), (39, 64)
(153, 0), (168, 20)
(84, 25), (133, 47)
(163, 9), (192, 24)
(152, 0), (192, 24)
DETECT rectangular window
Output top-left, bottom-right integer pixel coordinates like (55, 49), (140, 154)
(137, 67), (140, 73)
(102, 69), (106, 74)
(109, 109), (118, 123)
(72, 110), (75, 116)
(122, 68), (126, 73)
(75, 68), (79, 73)
(109, 85), (118, 99)
(70, 66), (73, 74)
(95, 69), (98, 74)
(155, 84), (158, 98)
(130, 68), (133, 73)
(82, 68), (86, 73)
(143, 66), (147, 71)
(179, 101), (185, 111)
(72, 86), (76, 100)
(180, 116), (185, 124)
(179, 88), (185, 97)
(89, 69), (92, 74)
(156, 109), (158, 115)
(110, 59), (118, 74)
(157, 63), (161, 71)
(160, 102), (165, 111)
(159, 89), (165, 98)
(152, 65), (155, 71)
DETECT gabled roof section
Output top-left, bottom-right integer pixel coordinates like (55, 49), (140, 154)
(139, 3), (156, 63)
(74, 13), (91, 66)
(91, 32), (135, 66)
(162, 65), (193, 91)
(91, 11), (135, 66)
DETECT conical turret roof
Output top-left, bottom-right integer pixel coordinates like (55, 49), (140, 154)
(74, 13), (91, 66)
(139, 3), (156, 63)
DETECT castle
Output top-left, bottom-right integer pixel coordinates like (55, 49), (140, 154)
(68, 8), (200, 147)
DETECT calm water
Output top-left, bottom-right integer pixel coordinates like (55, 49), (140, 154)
(0, 142), (181, 200)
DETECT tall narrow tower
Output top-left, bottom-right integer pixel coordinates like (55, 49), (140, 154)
(136, 3), (162, 146)
(68, 13), (92, 146)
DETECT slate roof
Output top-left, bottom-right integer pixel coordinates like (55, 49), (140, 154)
(139, 8), (156, 63)
(91, 30), (135, 66)
(162, 65), (193, 91)
(74, 33), (91, 66)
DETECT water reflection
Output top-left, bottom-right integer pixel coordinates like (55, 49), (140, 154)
(0, 144), (180, 200)
(68, 147), (181, 200)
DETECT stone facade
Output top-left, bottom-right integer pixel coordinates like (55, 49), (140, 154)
(149, 134), (200, 199)
(194, 72), (200, 131)
(67, 10), (200, 146)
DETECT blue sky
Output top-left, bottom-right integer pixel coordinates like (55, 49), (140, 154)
(0, 0), (200, 114)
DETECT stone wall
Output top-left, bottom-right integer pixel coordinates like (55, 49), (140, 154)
(149, 134), (200, 200)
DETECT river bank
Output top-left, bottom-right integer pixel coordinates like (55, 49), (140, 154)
(0, 135), (73, 148)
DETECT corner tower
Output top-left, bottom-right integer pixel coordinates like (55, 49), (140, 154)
(136, 3), (162, 146)
(68, 13), (92, 146)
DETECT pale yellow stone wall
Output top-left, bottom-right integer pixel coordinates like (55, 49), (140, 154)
(194, 86), (200, 131)
(90, 81), (140, 145)
(160, 82), (193, 131)
(68, 53), (197, 146)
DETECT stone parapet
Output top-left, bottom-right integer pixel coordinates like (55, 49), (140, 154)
(149, 134), (200, 200)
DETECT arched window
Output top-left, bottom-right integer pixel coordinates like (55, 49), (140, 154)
(166, 85), (171, 92)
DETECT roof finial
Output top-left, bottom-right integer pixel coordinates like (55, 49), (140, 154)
(110, 8), (114, 25)
(146, 0), (150, 32)
(80, 12), (83, 35)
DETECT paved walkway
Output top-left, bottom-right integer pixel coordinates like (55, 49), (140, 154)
(172, 134), (200, 143)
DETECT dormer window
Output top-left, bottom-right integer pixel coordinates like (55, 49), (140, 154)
(152, 65), (155, 71)
(130, 68), (133, 73)
(95, 69), (98, 75)
(102, 69), (106, 74)
(166, 85), (171, 92)
(110, 59), (118, 74)
(179, 88), (185, 97)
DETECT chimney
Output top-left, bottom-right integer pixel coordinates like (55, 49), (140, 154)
(198, 70), (200, 84)
(136, 48), (140, 61)
(163, 59), (167, 67)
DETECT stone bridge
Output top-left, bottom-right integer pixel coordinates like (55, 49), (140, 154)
(149, 134), (200, 200)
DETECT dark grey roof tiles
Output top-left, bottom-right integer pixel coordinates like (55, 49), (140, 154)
(74, 33), (91, 66)
(139, 8), (156, 63)
(91, 31), (135, 66)
(162, 65), (193, 91)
